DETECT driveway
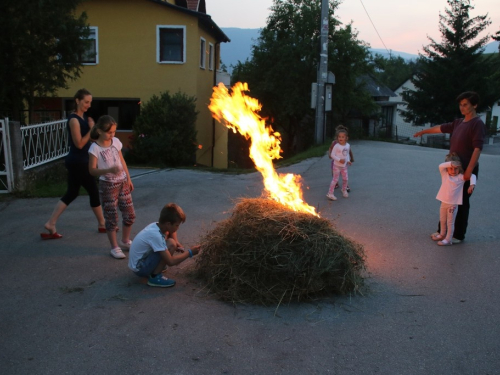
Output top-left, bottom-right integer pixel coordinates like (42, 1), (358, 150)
(0, 140), (499, 374)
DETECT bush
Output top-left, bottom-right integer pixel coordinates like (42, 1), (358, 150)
(129, 91), (198, 166)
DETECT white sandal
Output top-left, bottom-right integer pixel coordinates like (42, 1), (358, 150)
(438, 239), (452, 246)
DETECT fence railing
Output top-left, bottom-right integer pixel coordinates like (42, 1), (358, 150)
(0, 119), (14, 193)
(21, 119), (69, 170)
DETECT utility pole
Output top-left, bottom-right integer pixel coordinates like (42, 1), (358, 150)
(314, 0), (329, 144)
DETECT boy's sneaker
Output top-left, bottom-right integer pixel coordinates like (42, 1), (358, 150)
(147, 274), (176, 288)
(342, 190), (349, 198)
(326, 193), (337, 201)
(451, 238), (462, 244)
(119, 239), (132, 251)
(110, 247), (126, 259)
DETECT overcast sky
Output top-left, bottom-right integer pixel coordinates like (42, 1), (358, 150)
(206, 0), (500, 54)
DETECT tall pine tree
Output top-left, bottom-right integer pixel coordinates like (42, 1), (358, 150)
(493, 29), (500, 51)
(401, 0), (495, 125)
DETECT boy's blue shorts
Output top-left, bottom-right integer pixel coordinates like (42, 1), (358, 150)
(134, 251), (162, 277)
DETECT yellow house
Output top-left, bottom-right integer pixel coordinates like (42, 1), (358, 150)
(51, 0), (230, 168)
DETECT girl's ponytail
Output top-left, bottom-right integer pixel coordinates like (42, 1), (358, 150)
(90, 115), (117, 141)
(90, 125), (100, 140)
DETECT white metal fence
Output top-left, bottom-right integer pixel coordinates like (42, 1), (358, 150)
(0, 118), (69, 192)
(0, 119), (14, 193)
(21, 119), (69, 170)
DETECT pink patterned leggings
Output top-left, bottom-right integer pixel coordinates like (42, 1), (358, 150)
(99, 179), (136, 231)
(328, 165), (348, 195)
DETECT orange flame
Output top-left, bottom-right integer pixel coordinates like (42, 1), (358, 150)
(209, 82), (318, 217)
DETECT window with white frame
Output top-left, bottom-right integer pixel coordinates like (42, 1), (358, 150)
(157, 26), (186, 63)
(208, 43), (214, 71)
(81, 27), (98, 65)
(200, 38), (206, 69)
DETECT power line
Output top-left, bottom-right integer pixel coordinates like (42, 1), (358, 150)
(359, 0), (391, 55)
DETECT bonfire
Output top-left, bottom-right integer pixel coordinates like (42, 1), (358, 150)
(196, 198), (365, 306)
(195, 83), (365, 306)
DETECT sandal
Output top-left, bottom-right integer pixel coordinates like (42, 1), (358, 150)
(40, 232), (63, 240)
(98, 227), (119, 233)
(438, 239), (452, 246)
(431, 233), (444, 241)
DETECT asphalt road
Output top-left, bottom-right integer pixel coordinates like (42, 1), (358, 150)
(0, 140), (499, 375)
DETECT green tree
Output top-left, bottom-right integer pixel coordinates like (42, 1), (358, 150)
(231, 0), (375, 155)
(130, 91), (198, 167)
(329, 23), (378, 127)
(493, 29), (500, 52)
(371, 54), (418, 91)
(400, 0), (496, 125)
(0, 0), (90, 122)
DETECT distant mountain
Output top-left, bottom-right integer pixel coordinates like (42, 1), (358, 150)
(484, 41), (500, 54)
(220, 28), (499, 72)
(369, 49), (418, 61)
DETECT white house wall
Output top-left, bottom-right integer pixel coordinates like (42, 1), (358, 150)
(391, 79), (433, 144)
(480, 99), (500, 133)
(493, 101), (500, 132)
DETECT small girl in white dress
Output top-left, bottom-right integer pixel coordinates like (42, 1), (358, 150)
(432, 152), (476, 246)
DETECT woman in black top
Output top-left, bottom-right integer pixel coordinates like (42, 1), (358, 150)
(41, 89), (105, 239)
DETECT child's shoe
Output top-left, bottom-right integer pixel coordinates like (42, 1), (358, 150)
(147, 274), (176, 288)
(342, 190), (349, 198)
(119, 239), (132, 251)
(438, 239), (452, 246)
(346, 185), (351, 192)
(326, 193), (337, 201)
(110, 247), (126, 259)
(431, 233), (444, 241)
(335, 183), (339, 189)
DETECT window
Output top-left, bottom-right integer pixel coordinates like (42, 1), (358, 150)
(381, 106), (394, 127)
(200, 38), (206, 69)
(81, 27), (98, 65)
(208, 43), (214, 71)
(157, 26), (186, 63)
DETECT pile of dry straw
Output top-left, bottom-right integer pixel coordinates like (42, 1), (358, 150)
(195, 198), (365, 306)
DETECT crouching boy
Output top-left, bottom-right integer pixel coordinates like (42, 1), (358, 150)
(128, 203), (201, 287)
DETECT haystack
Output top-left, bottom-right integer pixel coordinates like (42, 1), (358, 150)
(195, 198), (365, 306)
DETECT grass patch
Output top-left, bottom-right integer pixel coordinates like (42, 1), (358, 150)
(276, 142), (330, 167)
(30, 181), (82, 198)
(7, 142), (332, 198)
(11, 161), (88, 199)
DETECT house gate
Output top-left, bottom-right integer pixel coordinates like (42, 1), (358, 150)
(0, 118), (14, 193)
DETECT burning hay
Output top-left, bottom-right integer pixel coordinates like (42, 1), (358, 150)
(201, 83), (365, 305)
(195, 198), (365, 306)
